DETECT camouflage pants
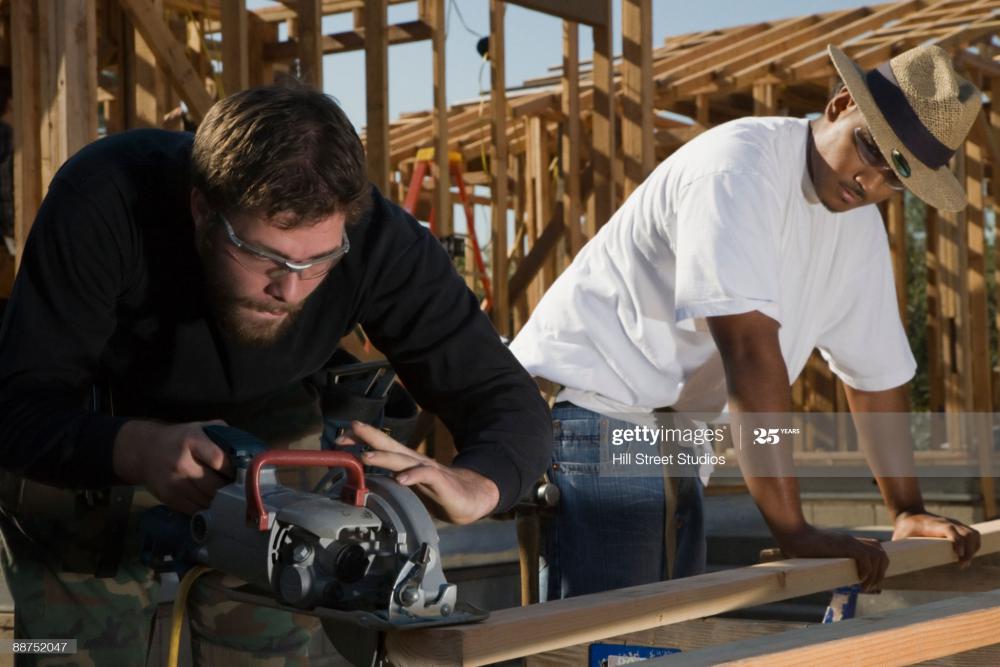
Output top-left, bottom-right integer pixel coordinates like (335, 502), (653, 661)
(0, 383), (329, 666)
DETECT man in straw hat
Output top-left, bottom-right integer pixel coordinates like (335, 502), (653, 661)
(511, 44), (983, 600)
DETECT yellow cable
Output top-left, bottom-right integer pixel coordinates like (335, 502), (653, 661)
(168, 565), (212, 667)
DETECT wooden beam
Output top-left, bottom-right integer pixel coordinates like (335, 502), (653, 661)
(296, 0), (322, 87)
(10, 0), (41, 270)
(431, 0), (449, 235)
(504, 0), (608, 27)
(222, 0), (249, 95)
(509, 204), (564, 303)
(118, 0), (214, 121)
(561, 20), (583, 257)
(489, 0), (510, 337)
(364, 0), (389, 193)
(646, 590), (1000, 666)
(621, 0), (653, 197)
(262, 20), (432, 61)
(886, 194), (906, 324)
(591, 0), (613, 229)
(966, 113), (996, 518)
(384, 519), (1000, 666)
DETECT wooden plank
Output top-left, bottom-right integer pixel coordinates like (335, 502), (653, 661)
(122, 2), (163, 128)
(364, 0), (389, 193)
(295, 0), (322, 87)
(10, 0), (41, 270)
(222, 0), (249, 95)
(752, 82), (779, 116)
(431, 0), (450, 235)
(926, 205), (944, 412)
(965, 115), (997, 518)
(383, 518), (1000, 666)
(561, 20), (583, 257)
(621, 0), (653, 197)
(645, 589), (1000, 666)
(118, 0), (214, 121)
(251, 0), (412, 23)
(509, 204), (564, 303)
(504, 0), (608, 27)
(262, 20), (432, 61)
(591, 0), (613, 229)
(247, 13), (278, 86)
(886, 193), (907, 323)
(528, 618), (806, 667)
(728, 1), (925, 90)
(489, 0), (510, 337)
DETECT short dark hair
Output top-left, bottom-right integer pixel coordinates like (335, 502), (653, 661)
(191, 81), (371, 227)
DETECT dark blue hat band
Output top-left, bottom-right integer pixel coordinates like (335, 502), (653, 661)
(864, 62), (954, 169)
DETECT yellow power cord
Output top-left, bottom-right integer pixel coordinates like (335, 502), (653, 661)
(168, 565), (212, 667)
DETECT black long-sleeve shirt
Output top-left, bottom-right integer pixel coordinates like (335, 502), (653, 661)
(0, 129), (551, 512)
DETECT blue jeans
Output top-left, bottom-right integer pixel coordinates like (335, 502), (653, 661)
(540, 403), (706, 601)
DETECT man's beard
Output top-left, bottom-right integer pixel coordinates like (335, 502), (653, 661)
(198, 240), (305, 346)
(209, 293), (304, 346)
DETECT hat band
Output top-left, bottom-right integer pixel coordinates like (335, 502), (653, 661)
(864, 62), (954, 169)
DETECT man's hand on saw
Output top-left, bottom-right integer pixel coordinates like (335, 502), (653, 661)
(334, 421), (500, 525)
(112, 419), (234, 515)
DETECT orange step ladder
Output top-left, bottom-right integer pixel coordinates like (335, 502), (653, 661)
(402, 148), (493, 311)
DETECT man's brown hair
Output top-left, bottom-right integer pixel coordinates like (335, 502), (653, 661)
(191, 82), (370, 226)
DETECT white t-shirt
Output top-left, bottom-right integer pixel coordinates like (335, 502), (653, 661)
(510, 116), (916, 419)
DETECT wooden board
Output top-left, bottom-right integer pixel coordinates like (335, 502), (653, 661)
(221, 0), (249, 95)
(119, 0), (214, 120)
(384, 519), (1000, 666)
(364, 0), (389, 193)
(644, 589), (1000, 666)
(489, 0), (510, 337)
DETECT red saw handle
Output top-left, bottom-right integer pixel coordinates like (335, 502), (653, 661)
(246, 450), (368, 531)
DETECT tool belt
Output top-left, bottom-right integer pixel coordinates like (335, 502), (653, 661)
(0, 472), (137, 577)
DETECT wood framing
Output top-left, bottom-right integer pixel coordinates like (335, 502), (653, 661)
(261, 21), (432, 61)
(504, 0), (609, 27)
(10, 0), (42, 269)
(221, 0), (249, 95)
(119, 0), (214, 120)
(621, 0), (653, 197)
(561, 20), (583, 256)
(590, 0), (614, 228)
(364, 0), (389, 193)
(431, 0), (449, 235)
(384, 519), (1000, 666)
(295, 0), (323, 88)
(648, 590), (1000, 666)
(489, 0), (510, 336)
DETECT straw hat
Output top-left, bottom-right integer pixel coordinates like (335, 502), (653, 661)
(828, 44), (981, 212)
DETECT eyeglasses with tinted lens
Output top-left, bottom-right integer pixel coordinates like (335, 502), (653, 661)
(853, 127), (905, 192)
(217, 213), (349, 280)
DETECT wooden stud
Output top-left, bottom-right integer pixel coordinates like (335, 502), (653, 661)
(966, 119), (996, 518)
(124, 0), (166, 129)
(561, 20), (582, 257)
(490, 0), (510, 336)
(886, 193), (907, 323)
(295, 0), (322, 88)
(222, 0), (249, 95)
(248, 13), (278, 86)
(385, 519), (1000, 666)
(119, 0), (214, 120)
(431, 0), (449, 236)
(10, 0), (41, 270)
(364, 0), (389, 194)
(621, 0), (653, 197)
(591, 0), (614, 228)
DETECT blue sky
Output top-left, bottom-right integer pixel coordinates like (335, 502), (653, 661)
(247, 0), (871, 130)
